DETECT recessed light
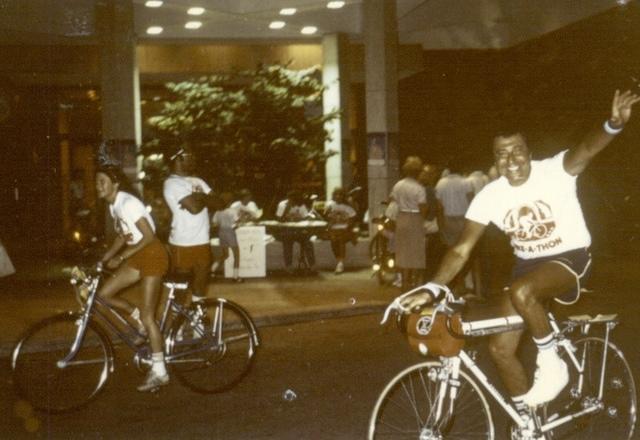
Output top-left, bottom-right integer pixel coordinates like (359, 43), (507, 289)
(280, 8), (297, 15)
(327, 1), (345, 9)
(269, 21), (286, 30)
(145, 0), (163, 7)
(187, 6), (205, 15)
(301, 26), (317, 35)
(185, 21), (202, 29)
(146, 26), (163, 35)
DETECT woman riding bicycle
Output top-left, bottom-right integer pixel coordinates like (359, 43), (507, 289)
(95, 165), (170, 392)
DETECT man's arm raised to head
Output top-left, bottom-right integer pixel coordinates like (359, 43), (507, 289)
(564, 89), (640, 176)
(431, 219), (486, 286)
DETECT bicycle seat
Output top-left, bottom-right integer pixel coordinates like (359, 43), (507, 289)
(163, 272), (191, 286)
(567, 313), (618, 324)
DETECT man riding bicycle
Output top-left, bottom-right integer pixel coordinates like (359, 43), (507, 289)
(403, 89), (639, 411)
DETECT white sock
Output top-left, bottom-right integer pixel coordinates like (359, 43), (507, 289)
(233, 268), (239, 279)
(151, 352), (167, 377)
(512, 394), (529, 415)
(211, 261), (219, 273)
(533, 333), (555, 352)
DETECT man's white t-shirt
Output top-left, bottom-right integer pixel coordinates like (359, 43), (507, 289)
(436, 173), (473, 216)
(163, 175), (212, 246)
(466, 150), (591, 259)
(110, 191), (156, 245)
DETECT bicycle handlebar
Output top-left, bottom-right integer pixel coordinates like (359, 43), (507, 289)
(380, 282), (463, 325)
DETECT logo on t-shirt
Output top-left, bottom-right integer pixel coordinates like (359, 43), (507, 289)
(503, 200), (556, 242)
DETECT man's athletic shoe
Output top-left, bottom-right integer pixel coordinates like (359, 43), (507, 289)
(523, 349), (569, 406)
(137, 371), (169, 392)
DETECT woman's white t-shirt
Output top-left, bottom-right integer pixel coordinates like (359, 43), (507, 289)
(465, 150), (591, 259)
(110, 191), (156, 245)
(324, 201), (356, 230)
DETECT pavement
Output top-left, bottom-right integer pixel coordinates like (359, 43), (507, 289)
(0, 257), (399, 358)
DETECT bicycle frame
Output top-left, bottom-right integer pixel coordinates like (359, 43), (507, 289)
(58, 271), (197, 368)
(438, 312), (616, 434)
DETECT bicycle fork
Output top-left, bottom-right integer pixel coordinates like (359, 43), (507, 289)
(57, 278), (100, 369)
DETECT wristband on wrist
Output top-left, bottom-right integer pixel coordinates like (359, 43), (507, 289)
(604, 120), (623, 135)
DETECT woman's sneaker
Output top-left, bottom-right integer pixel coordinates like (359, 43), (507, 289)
(137, 370), (169, 392)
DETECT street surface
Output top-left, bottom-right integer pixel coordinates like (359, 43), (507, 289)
(0, 256), (639, 439)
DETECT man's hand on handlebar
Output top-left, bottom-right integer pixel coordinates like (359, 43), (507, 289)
(400, 292), (434, 313)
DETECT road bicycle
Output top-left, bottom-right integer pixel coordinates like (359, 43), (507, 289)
(369, 283), (636, 439)
(11, 265), (260, 413)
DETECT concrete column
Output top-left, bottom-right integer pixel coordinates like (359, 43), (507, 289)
(96, 0), (141, 176)
(364, 0), (400, 225)
(322, 33), (352, 200)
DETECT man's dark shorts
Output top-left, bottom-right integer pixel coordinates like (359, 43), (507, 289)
(511, 248), (592, 305)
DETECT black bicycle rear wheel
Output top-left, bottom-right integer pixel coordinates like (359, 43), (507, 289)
(167, 298), (259, 393)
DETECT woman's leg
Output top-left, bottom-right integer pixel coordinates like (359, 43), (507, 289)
(140, 275), (164, 354)
(97, 266), (140, 314)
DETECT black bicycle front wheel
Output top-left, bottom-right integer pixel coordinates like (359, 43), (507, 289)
(167, 298), (259, 393)
(11, 313), (113, 413)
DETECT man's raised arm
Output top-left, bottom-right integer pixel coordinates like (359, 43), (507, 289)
(564, 89), (640, 176)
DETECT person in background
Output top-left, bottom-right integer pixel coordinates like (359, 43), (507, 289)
(390, 156), (429, 290)
(419, 164), (444, 279)
(435, 160), (474, 294)
(324, 187), (357, 274)
(163, 145), (215, 307)
(211, 192), (242, 282)
(231, 189), (261, 224)
(276, 190), (316, 274)
(96, 165), (170, 392)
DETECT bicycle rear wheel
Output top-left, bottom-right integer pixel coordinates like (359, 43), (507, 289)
(547, 337), (636, 439)
(11, 313), (113, 413)
(167, 298), (259, 393)
(368, 361), (494, 439)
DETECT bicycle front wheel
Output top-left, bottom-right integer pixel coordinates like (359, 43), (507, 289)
(167, 298), (259, 393)
(368, 360), (494, 439)
(11, 313), (113, 413)
(548, 337), (637, 440)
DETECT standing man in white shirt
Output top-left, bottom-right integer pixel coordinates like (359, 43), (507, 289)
(163, 145), (214, 305)
(403, 89), (640, 413)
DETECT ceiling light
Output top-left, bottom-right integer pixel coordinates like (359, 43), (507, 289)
(187, 6), (205, 15)
(280, 8), (297, 15)
(327, 1), (345, 9)
(301, 26), (317, 35)
(146, 26), (163, 35)
(269, 21), (286, 30)
(145, 0), (163, 7)
(185, 21), (202, 29)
